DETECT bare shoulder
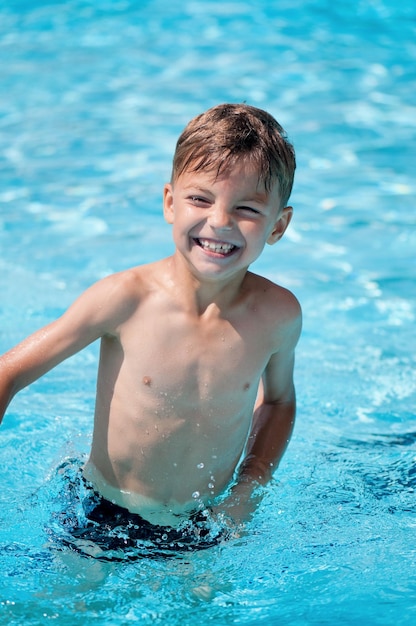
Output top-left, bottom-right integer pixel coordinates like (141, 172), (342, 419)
(89, 260), (163, 301)
(245, 272), (302, 347)
(246, 272), (301, 317)
(66, 262), (161, 334)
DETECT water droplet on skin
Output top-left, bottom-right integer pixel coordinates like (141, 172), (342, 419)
(192, 491), (200, 499)
(208, 482), (214, 489)
(197, 462), (204, 469)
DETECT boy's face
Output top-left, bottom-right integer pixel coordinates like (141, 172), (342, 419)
(163, 161), (292, 283)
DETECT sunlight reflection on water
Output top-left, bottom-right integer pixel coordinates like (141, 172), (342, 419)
(0, 0), (415, 624)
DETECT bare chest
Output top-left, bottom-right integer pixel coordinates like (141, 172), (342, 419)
(116, 308), (270, 410)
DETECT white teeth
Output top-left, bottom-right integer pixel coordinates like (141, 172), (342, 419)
(197, 238), (235, 254)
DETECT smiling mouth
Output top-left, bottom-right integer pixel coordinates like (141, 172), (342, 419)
(195, 238), (238, 255)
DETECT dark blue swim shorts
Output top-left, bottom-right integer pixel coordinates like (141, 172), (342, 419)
(52, 458), (228, 560)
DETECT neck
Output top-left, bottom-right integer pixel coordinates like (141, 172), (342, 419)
(166, 253), (248, 315)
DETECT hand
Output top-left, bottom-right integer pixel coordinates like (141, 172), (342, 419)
(210, 481), (264, 529)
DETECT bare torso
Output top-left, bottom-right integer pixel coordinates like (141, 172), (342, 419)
(83, 258), (293, 524)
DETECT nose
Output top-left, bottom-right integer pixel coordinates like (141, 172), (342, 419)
(208, 204), (233, 230)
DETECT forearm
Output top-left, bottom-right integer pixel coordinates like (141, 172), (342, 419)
(0, 349), (30, 425)
(0, 366), (15, 426)
(215, 398), (296, 525)
(214, 393), (296, 523)
(236, 398), (296, 489)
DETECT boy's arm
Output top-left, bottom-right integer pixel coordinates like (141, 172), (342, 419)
(0, 272), (134, 425)
(219, 302), (302, 524)
(0, 316), (98, 425)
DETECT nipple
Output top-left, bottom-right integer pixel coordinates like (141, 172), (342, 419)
(143, 376), (152, 386)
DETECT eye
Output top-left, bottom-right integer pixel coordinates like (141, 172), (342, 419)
(237, 205), (261, 215)
(188, 195), (210, 206)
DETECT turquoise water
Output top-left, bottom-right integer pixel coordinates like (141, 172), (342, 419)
(1, 0), (415, 624)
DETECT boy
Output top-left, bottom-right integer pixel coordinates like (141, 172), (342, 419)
(0, 104), (301, 547)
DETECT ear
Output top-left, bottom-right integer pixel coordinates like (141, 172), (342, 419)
(267, 206), (293, 245)
(163, 183), (174, 224)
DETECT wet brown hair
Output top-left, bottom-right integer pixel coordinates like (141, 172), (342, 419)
(171, 103), (296, 208)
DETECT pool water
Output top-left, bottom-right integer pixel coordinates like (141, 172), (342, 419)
(0, 0), (415, 624)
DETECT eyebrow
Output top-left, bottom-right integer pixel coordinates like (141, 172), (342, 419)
(182, 185), (269, 204)
(182, 185), (212, 194)
(245, 191), (269, 203)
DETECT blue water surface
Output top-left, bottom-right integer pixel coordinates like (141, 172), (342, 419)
(0, 0), (415, 624)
